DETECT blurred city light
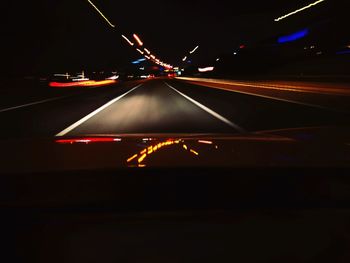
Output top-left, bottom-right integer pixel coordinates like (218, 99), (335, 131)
(133, 34), (143, 46)
(144, 48), (151, 54)
(121, 35), (134, 46)
(274, 0), (326, 22)
(86, 0), (116, 28)
(182, 56), (187, 61)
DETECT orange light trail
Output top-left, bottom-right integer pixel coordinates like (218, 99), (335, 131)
(133, 34), (143, 46)
(190, 149), (199, 156)
(127, 154), (138, 163)
(198, 140), (213, 144)
(127, 139), (181, 165)
(138, 154), (147, 163)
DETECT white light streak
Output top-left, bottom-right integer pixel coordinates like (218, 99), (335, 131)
(144, 48), (151, 54)
(121, 35), (134, 46)
(106, 75), (119, 80)
(72, 77), (90, 81)
(274, 0), (326, 22)
(87, 0), (116, 28)
(198, 66), (214, 72)
(182, 56), (187, 61)
(136, 48), (144, 55)
(189, 45), (199, 54)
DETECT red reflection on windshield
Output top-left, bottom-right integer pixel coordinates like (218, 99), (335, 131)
(56, 138), (121, 144)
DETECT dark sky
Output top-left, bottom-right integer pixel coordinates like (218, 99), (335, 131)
(1, 0), (343, 75)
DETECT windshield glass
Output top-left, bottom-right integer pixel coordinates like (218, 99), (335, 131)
(1, 1), (349, 142)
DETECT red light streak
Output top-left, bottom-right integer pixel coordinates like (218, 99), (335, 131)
(56, 137), (120, 144)
(49, 80), (116, 88)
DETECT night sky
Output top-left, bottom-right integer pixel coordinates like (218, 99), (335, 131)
(1, 0), (345, 75)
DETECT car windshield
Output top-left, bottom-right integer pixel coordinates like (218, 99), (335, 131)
(1, 1), (350, 150)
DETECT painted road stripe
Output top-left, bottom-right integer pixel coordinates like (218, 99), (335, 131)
(0, 96), (69, 113)
(56, 84), (143, 137)
(165, 82), (245, 133)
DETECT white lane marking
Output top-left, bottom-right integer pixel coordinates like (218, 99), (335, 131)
(0, 96), (70, 113)
(176, 79), (341, 112)
(56, 84), (143, 137)
(165, 82), (245, 133)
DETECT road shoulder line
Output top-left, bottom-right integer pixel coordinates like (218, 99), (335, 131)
(56, 84), (143, 137)
(0, 96), (70, 113)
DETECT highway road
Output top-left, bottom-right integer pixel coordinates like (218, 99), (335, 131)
(0, 78), (349, 139)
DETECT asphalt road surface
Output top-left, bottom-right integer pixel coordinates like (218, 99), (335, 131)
(0, 78), (349, 139)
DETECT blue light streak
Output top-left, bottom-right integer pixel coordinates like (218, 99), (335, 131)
(278, 29), (309, 43)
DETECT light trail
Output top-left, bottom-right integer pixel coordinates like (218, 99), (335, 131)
(86, 0), (116, 28)
(136, 48), (144, 55)
(189, 45), (199, 54)
(274, 0), (326, 22)
(133, 34), (143, 46)
(121, 35), (134, 46)
(198, 66), (214, 72)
